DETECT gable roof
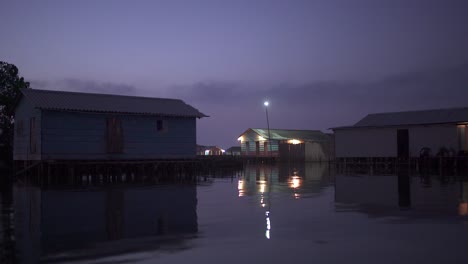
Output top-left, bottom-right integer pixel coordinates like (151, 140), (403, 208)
(333, 107), (468, 130)
(19, 89), (207, 118)
(355, 107), (468, 127)
(241, 128), (330, 142)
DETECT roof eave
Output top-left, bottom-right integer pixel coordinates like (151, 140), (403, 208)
(331, 121), (468, 130)
(39, 107), (208, 118)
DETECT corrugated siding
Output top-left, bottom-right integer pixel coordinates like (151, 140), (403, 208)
(13, 97), (42, 160)
(240, 130), (278, 156)
(41, 111), (196, 160)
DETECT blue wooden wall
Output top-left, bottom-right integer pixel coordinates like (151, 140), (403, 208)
(41, 110), (197, 160)
(13, 97), (42, 160)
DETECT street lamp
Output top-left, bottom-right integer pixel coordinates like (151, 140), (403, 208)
(264, 101), (272, 157)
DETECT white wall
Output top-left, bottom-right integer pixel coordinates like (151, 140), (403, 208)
(335, 128), (396, 157)
(335, 124), (459, 158)
(409, 125), (458, 156)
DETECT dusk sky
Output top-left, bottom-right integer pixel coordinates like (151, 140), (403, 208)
(1, 0), (467, 147)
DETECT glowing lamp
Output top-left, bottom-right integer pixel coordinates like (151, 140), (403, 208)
(288, 139), (301, 145)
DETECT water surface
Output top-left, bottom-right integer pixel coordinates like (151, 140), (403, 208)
(1, 163), (468, 263)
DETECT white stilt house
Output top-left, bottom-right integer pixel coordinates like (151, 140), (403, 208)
(332, 107), (468, 159)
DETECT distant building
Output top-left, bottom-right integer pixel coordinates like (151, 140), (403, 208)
(226, 146), (241, 156)
(332, 107), (468, 159)
(196, 145), (211, 155)
(238, 128), (333, 162)
(13, 89), (207, 161)
(196, 145), (225, 155)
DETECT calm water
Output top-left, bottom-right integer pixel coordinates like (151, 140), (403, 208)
(2, 163), (468, 264)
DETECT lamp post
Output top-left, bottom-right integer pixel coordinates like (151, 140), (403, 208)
(264, 101), (272, 157)
(263, 101), (273, 239)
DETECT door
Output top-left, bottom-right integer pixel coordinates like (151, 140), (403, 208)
(107, 117), (124, 153)
(397, 129), (409, 158)
(255, 141), (260, 155)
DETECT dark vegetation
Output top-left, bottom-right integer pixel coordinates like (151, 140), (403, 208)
(0, 61), (30, 170)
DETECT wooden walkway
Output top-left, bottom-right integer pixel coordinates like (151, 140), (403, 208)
(12, 157), (244, 185)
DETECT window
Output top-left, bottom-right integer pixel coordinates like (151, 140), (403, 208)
(157, 119), (168, 133)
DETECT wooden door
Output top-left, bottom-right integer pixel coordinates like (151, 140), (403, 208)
(107, 117), (124, 153)
(397, 129), (409, 158)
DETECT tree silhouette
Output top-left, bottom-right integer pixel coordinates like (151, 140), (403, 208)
(0, 61), (30, 163)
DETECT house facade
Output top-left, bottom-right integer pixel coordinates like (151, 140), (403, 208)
(238, 128), (333, 162)
(14, 89), (207, 161)
(332, 107), (468, 159)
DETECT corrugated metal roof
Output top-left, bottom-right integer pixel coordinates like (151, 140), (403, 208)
(247, 128), (330, 142)
(353, 107), (468, 127)
(21, 89), (207, 118)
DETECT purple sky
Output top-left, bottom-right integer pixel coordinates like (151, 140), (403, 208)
(1, 0), (467, 147)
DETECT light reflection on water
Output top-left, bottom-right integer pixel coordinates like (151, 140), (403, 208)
(2, 163), (468, 263)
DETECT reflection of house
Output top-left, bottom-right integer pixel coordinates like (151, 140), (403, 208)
(335, 174), (462, 217)
(226, 146), (241, 156)
(238, 163), (330, 198)
(238, 128), (333, 161)
(14, 89), (207, 161)
(13, 185), (198, 262)
(332, 107), (468, 158)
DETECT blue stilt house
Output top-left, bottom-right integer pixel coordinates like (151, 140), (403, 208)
(13, 89), (207, 161)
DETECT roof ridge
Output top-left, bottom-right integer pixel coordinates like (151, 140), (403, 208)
(366, 106), (468, 116)
(20, 88), (207, 118)
(24, 88), (184, 102)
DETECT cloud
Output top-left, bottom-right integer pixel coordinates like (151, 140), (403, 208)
(165, 63), (468, 146)
(30, 79), (137, 96)
(28, 63), (468, 147)
(172, 63), (468, 112)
